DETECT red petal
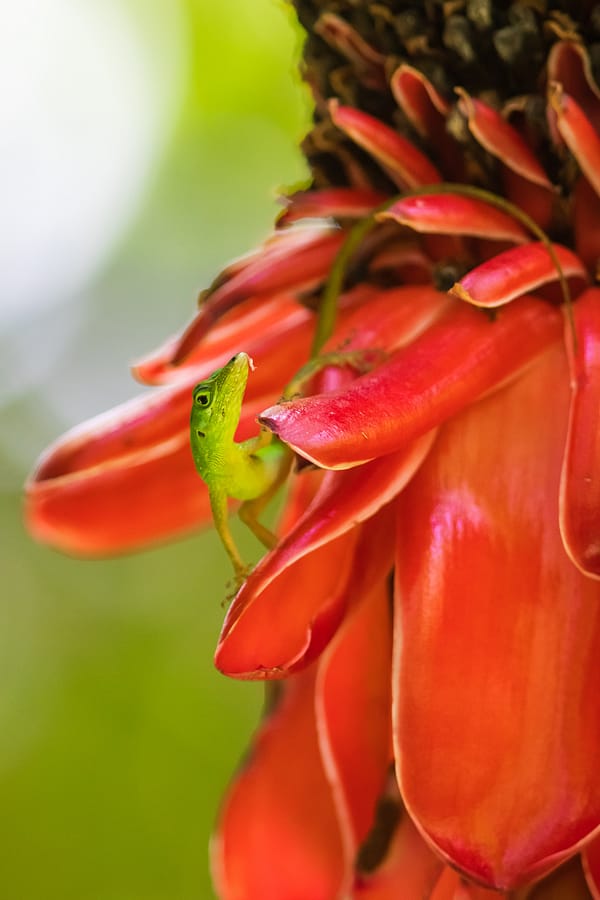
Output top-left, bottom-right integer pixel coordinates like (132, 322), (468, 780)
(24, 388), (269, 555)
(394, 344), (600, 889)
(324, 285), (451, 355)
(450, 242), (587, 308)
(329, 100), (442, 189)
(390, 64), (449, 138)
(214, 436), (433, 679)
(316, 506), (395, 858)
(390, 65), (466, 181)
(278, 187), (386, 226)
(132, 294), (314, 391)
(133, 294), (313, 385)
(547, 40), (600, 135)
(379, 194), (528, 243)
(457, 89), (552, 189)
(172, 227), (344, 362)
(583, 834), (600, 898)
(210, 668), (346, 900)
(549, 83), (600, 202)
(560, 287), (600, 578)
(261, 296), (562, 469)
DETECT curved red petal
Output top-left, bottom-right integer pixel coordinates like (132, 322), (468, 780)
(379, 194), (528, 243)
(456, 88), (552, 188)
(394, 344), (600, 890)
(278, 187), (386, 226)
(215, 437), (433, 679)
(450, 242), (587, 308)
(329, 100), (442, 189)
(560, 287), (600, 578)
(549, 83), (600, 202)
(210, 668), (346, 900)
(133, 294), (313, 385)
(547, 40), (600, 135)
(315, 506), (395, 859)
(457, 90), (552, 189)
(324, 285), (451, 356)
(390, 64), (450, 138)
(261, 296), (562, 469)
(171, 227), (344, 362)
(390, 65), (466, 181)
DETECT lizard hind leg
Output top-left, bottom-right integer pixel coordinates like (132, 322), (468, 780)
(238, 497), (279, 550)
(238, 447), (293, 551)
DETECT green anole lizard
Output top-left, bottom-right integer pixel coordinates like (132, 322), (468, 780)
(190, 352), (292, 589)
(190, 349), (370, 589)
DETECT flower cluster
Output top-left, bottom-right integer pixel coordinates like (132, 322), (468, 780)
(26, 2), (600, 897)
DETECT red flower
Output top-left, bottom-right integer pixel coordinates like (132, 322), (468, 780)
(25, 4), (600, 897)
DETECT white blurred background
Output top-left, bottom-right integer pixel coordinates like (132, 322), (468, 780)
(0, 2), (309, 896)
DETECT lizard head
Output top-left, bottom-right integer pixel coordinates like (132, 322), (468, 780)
(190, 352), (252, 443)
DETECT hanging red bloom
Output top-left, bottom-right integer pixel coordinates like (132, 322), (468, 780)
(25, 2), (600, 897)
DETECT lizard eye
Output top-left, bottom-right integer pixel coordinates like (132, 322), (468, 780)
(194, 391), (210, 407)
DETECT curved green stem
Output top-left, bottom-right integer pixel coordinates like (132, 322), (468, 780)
(311, 182), (574, 357)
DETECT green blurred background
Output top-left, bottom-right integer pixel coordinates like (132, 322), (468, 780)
(0, 2), (309, 897)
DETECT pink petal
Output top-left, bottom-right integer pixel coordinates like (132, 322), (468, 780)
(378, 194), (528, 243)
(394, 343), (600, 889)
(560, 287), (600, 578)
(329, 100), (442, 189)
(210, 667), (346, 900)
(214, 435), (434, 679)
(450, 242), (587, 308)
(549, 82), (600, 202)
(457, 89), (553, 189)
(260, 296), (562, 469)
(278, 187), (387, 225)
